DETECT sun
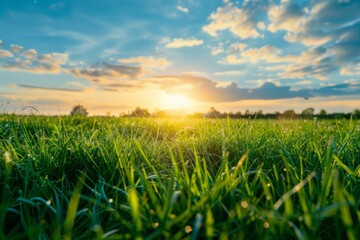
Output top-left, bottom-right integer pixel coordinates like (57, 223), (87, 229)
(162, 93), (192, 109)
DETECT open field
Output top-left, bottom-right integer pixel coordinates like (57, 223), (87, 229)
(0, 115), (359, 239)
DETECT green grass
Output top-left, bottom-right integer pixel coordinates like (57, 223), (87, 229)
(0, 115), (359, 239)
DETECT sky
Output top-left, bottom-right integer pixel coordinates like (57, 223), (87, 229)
(0, 0), (359, 115)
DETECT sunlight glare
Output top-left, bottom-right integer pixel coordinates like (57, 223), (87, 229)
(162, 94), (192, 110)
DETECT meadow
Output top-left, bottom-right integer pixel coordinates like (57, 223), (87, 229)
(0, 115), (359, 239)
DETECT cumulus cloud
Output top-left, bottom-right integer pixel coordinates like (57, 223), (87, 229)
(203, 2), (263, 39)
(0, 45), (68, 74)
(268, 1), (306, 34)
(222, 45), (297, 64)
(257, 22), (266, 30)
(2, 53), (68, 74)
(284, 0), (359, 46)
(165, 38), (203, 48)
(229, 43), (247, 52)
(10, 44), (24, 53)
(150, 75), (360, 102)
(177, 6), (189, 13)
(340, 63), (360, 76)
(213, 0), (360, 79)
(279, 46), (336, 80)
(205, 0), (359, 79)
(118, 56), (171, 72)
(211, 43), (225, 56)
(22, 49), (38, 59)
(0, 50), (13, 58)
(266, 0), (360, 78)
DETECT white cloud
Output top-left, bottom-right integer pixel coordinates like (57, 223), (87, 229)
(22, 49), (38, 59)
(211, 44), (224, 56)
(268, 0), (360, 47)
(49, 2), (64, 10)
(181, 71), (209, 78)
(296, 80), (313, 85)
(217, 55), (245, 65)
(118, 56), (171, 72)
(267, 1), (305, 34)
(0, 43), (68, 74)
(222, 45), (297, 64)
(69, 62), (142, 84)
(10, 44), (24, 53)
(340, 63), (360, 75)
(177, 5), (189, 13)
(257, 22), (266, 30)
(213, 71), (243, 76)
(203, 3), (260, 39)
(0, 49), (13, 58)
(165, 38), (203, 48)
(230, 43), (247, 52)
(263, 64), (289, 71)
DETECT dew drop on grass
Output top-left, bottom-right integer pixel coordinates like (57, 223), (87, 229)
(241, 201), (249, 208)
(263, 221), (270, 228)
(4, 151), (11, 163)
(93, 224), (101, 232)
(185, 225), (192, 233)
(153, 222), (159, 228)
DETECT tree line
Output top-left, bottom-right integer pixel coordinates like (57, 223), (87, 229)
(70, 105), (360, 119)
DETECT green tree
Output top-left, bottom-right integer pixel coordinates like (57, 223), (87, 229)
(282, 109), (296, 119)
(301, 107), (314, 119)
(131, 107), (150, 117)
(206, 107), (222, 118)
(353, 109), (360, 118)
(319, 109), (327, 116)
(70, 104), (88, 117)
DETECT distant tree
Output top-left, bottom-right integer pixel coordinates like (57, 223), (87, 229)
(301, 107), (315, 118)
(234, 111), (242, 118)
(192, 112), (205, 118)
(70, 104), (88, 117)
(319, 109), (327, 116)
(275, 111), (281, 119)
(206, 107), (222, 118)
(282, 109), (296, 119)
(131, 107), (150, 117)
(353, 109), (360, 119)
(255, 110), (264, 118)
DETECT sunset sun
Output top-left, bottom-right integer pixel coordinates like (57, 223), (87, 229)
(162, 93), (192, 110)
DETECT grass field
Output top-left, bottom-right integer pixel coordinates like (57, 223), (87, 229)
(0, 115), (359, 239)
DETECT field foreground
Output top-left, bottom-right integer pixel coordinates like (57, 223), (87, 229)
(0, 115), (359, 239)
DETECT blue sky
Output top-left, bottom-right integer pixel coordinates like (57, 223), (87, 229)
(0, 0), (359, 115)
